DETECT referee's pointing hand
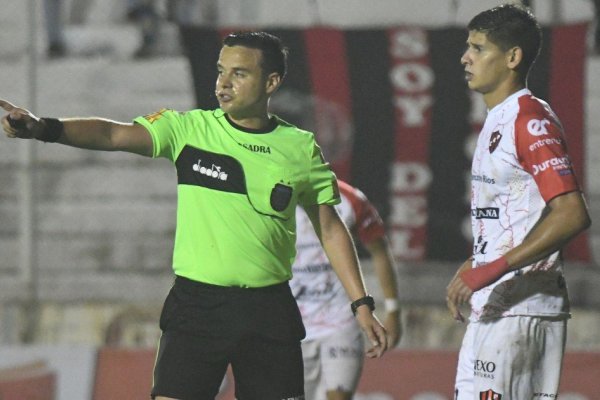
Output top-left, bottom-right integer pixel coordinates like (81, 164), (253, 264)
(0, 99), (40, 139)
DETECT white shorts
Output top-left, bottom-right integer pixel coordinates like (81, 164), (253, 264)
(455, 316), (567, 399)
(301, 326), (364, 400)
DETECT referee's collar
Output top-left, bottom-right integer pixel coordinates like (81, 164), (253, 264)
(213, 109), (278, 134)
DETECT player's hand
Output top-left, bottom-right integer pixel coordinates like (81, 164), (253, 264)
(384, 310), (402, 348)
(0, 99), (41, 139)
(446, 258), (474, 322)
(355, 307), (388, 358)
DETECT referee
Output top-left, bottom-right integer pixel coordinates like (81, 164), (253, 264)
(1, 31), (388, 400)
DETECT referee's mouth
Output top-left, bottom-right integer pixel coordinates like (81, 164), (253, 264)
(216, 91), (233, 103)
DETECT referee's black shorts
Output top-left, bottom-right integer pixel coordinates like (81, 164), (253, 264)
(151, 275), (306, 400)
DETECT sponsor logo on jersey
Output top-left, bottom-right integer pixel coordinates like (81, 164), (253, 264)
(528, 137), (562, 152)
(472, 207), (499, 219)
(479, 389), (502, 400)
(473, 235), (488, 255)
(192, 159), (228, 181)
(527, 118), (550, 136)
(533, 394), (558, 398)
(292, 263), (331, 274)
(176, 146), (246, 194)
(472, 174), (496, 184)
(532, 156), (571, 176)
(475, 360), (496, 380)
(294, 281), (335, 300)
(558, 169), (573, 176)
(241, 143), (271, 153)
(328, 345), (363, 359)
(489, 131), (502, 153)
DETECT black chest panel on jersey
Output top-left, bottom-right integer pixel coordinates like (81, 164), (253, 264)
(176, 145), (247, 194)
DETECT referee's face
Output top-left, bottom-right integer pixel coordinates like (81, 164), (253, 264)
(216, 45), (279, 122)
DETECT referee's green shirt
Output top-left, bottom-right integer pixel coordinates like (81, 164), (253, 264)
(134, 108), (340, 288)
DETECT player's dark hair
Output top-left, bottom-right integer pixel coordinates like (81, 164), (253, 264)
(468, 3), (542, 78)
(223, 31), (288, 80)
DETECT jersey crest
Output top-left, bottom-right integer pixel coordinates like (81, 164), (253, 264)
(479, 389), (502, 400)
(488, 130), (502, 153)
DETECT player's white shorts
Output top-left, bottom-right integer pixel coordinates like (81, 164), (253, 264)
(454, 315), (567, 399)
(301, 326), (364, 400)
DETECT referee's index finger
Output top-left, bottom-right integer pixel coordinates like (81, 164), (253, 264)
(0, 99), (15, 111)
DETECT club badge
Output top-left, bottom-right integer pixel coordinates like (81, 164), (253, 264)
(270, 183), (293, 212)
(479, 389), (502, 400)
(489, 131), (502, 153)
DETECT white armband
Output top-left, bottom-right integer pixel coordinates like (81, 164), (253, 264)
(384, 298), (399, 313)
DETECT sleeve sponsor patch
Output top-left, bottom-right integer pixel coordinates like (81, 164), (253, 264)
(515, 109), (579, 201)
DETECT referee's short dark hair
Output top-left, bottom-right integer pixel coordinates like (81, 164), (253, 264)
(223, 31), (288, 80)
(468, 3), (542, 77)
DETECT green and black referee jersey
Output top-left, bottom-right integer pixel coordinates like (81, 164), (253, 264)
(134, 108), (340, 288)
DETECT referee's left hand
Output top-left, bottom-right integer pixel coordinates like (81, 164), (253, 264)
(355, 307), (388, 358)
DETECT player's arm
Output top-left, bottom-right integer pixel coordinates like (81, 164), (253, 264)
(0, 99), (153, 157)
(305, 203), (388, 358)
(364, 236), (403, 347)
(503, 190), (590, 269)
(448, 191), (590, 307)
(498, 109), (592, 276)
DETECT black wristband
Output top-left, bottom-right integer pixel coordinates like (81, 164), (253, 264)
(350, 295), (375, 316)
(38, 118), (64, 142)
(6, 115), (26, 130)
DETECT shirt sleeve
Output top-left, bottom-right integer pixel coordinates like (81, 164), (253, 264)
(515, 110), (580, 202)
(133, 108), (184, 161)
(339, 181), (386, 245)
(297, 139), (341, 207)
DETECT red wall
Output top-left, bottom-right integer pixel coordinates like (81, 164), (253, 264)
(0, 361), (57, 400)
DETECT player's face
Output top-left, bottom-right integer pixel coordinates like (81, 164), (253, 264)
(215, 45), (278, 120)
(461, 31), (512, 96)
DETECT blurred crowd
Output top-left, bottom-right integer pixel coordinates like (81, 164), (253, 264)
(43, 0), (600, 60)
(43, 0), (217, 59)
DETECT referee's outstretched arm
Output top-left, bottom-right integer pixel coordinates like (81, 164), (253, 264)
(0, 99), (153, 157)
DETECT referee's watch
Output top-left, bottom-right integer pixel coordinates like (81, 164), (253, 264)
(350, 295), (375, 316)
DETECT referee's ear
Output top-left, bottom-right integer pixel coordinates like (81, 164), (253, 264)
(265, 72), (282, 95)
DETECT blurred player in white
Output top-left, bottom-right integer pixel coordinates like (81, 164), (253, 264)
(292, 180), (402, 400)
(446, 4), (591, 399)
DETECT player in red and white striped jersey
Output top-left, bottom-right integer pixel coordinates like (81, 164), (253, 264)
(291, 180), (402, 400)
(447, 4), (591, 399)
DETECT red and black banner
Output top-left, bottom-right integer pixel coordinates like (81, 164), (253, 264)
(182, 24), (590, 263)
